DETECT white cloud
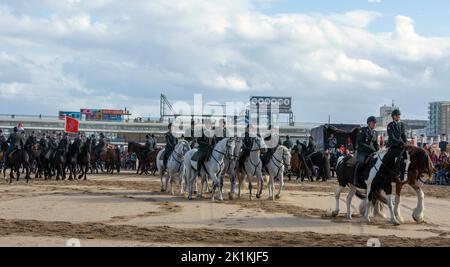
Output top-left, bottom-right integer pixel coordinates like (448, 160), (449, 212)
(0, 0), (449, 122)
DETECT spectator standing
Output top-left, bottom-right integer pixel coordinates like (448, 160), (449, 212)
(130, 152), (137, 170)
(439, 134), (448, 153)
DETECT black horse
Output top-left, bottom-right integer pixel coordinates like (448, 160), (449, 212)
(66, 138), (82, 180)
(77, 138), (92, 180)
(3, 139), (31, 184)
(0, 139), (8, 169)
(296, 143), (330, 181)
(52, 138), (68, 180)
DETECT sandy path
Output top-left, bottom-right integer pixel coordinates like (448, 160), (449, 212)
(0, 172), (449, 247)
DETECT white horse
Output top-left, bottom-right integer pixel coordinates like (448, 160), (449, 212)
(226, 138), (242, 200)
(266, 145), (291, 200)
(237, 136), (267, 200)
(166, 140), (191, 195)
(156, 140), (190, 193)
(184, 138), (236, 201)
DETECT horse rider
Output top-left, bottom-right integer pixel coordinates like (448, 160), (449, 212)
(142, 134), (157, 162)
(214, 119), (229, 142)
(196, 119), (216, 176)
(0, 129), (6, 144)
(39, 132), (48, 153)
(4, 127), (23, 163)
(386, 109), (408, 181)
(283, 135), (293, 150)
(239, 125), (255, 170)
(292, 140), (301, 154)
(301, 136), (316, 177)
(96, 133), (107, 158)
(262, 125), (280, 167)
(163, 123), (177, 168)
(185, 120), (197, 148)
(45, 131), (58, 160)
(354, 116), (380, 186)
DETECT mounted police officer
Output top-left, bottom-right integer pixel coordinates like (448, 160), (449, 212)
(283, 135), (293, 150)
(143, 134), (157, 162)
(262, 125), (281, 167)
(214, 119), (229, 142)
(0, 129), (5, 143)
(239, 125), (255, 169)
(39, 132), (48, 153)
(96, 133), (107, 158)
(185, 120), (198, 149)
(163, 123), (177, 168)
(196, 119), (216, 176)
(354, 116), (380, 186)
(4, 127), (23, 163)
(386, 109), (408, 180)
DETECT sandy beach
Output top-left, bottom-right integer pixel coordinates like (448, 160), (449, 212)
(0, 171), (449, 247)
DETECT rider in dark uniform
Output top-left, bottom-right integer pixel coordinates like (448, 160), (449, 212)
(0, 129), (5, 143)
(282, 135), (293, 150)
(239, 125), (255, 170)
(5, 127), (22, 162)
(262, 125), (280, 167)
(143, 134), (156, 162)
(354, 116), (380, 186)
(185, 120), (197, 148)
(386, 109), (408, 180)
(96, 133), (106, 158)
(196, 120), (216, 176)
(214, 119), (229, 142)
(39, 132), (48, 152)
(163, 123), (177, 168)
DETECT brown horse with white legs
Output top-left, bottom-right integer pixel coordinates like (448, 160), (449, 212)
(361, 145), (436, 225)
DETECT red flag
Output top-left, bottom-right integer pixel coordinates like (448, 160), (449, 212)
(65, 116), (79, 133)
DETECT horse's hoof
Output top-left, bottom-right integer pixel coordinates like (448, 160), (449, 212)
(275, 194), (280, 200)
(256, 194), (261, 199)
(391, 219), (401, 226)
(228, 192), (234, 201)
(188, 196), (193, 200)
(160, 189), (165, 193)
(331, 210), (339, 218)
(412, 209), (424, 224)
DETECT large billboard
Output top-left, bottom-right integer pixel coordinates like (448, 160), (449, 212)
(59, 111), (81, 120)
(250, 96), (292, 113)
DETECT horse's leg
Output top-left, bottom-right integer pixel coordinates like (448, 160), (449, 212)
(387, 194), (400, 225)
(394, 182), (405, 223)
(256, 168), (263, 199)
(188, 169), (195, 200)
(332, 185), (345, 218)
(276, 172), (284, 200)
(345, 184), (357, 220)
(411, 183), (425, 224)
(229, 171), (236, 200)
(247, 168), (253, 201)
(268, 174), (274, 201)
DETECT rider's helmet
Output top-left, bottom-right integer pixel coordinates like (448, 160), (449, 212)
(391, 109), (401, 117)
(367, 116), (377, 124)
(13, 127), (18, 132)
(99, 133), (105, 138)
(146, 134), (150, 139)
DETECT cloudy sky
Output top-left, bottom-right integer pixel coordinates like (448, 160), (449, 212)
(0, 0), (449, 123)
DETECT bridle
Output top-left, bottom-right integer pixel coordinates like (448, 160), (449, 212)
(271, 147), (291, 178)
(171, 141), (189, 173)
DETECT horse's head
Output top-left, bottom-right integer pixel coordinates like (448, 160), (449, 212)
(280, 145), (291, 170)
(176, 140), (190, 155)
(224, 138), (236, 159)
(254, 136), (267, 153)
(405, 145), (436, 182)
